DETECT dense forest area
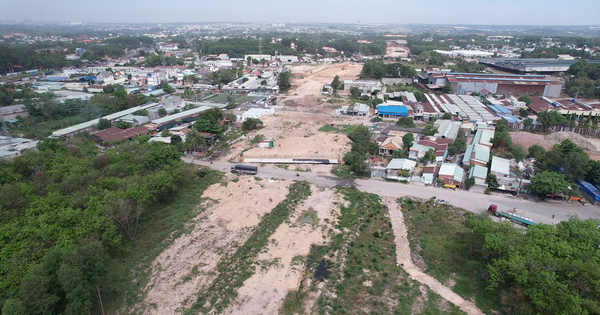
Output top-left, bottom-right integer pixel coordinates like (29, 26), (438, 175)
(403, 198), (600, 315)
(566, 60), (600, 99)
(199, 36), (386, 58)
(360, 59), (417, 79)
(0, 139), (199, 314)
(0, 45), (71, 74)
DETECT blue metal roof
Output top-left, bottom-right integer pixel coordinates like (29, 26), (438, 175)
(577, 180), (600, 202)
(378, 105), (408, 116)
(502, 115), (519, 123)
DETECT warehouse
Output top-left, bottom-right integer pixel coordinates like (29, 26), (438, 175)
(377, 105), (409, 118)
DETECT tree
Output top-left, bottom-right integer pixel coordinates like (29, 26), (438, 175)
(528, 145), (546, 160)
(523, 117), (534, 129)
(350, 87), (361, 98)
(278, 72), (292, 93)
(160, 81), (174, 93)
(442, 112), (453, 120)
(586, 160), (600, 184)
(423, 148), (436, 164)
(194, 108), (225, 134)
(537, 110), (566, 130)
(511, 146), (527, 162)
(530, 171), (570, 196)
(331, 75), (341, 91)
(423, 124), (438, 136)
(396, 117), (416, 128)
(97, 118), (111, 130)
(161, 129), (171, 137)
(242, 118), (264, 131)
(441, 83), (453, 94)
(465, 177), (475, 189)
(448, 137), (467, 155)
(518, 108), (529, 117)
(184, 130), (207, 152)
(170, 135), (182, 146)
(402, 133), (414, 150)
(486, 174), (499, 188)
(226, 95), (237, 109)
(114, 120), (133, 129)
(518, 95), (532, 105)
(157, 107), (168, 117)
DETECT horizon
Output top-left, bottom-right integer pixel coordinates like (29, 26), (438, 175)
(1, 0), (599, 26)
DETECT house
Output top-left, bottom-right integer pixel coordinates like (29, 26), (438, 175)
(90, 126), (153, 143)
(409, 137), (450, 163)
(438, 163), (464, 188)
(490, 156), (519, 191)
(421, 164), (439, 185)
(386, 158), (417, 181)
(469, 165), (488, 193)
(463, 143), (491, 166)
(96, 71), (114, 84)
(473, 128), (495, 148)
(379, 137), (404, 156)
(116, 114), (148, 126)
(433, 120), (462, 140)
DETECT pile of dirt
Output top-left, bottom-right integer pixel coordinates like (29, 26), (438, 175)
(511, 131), (600, 151)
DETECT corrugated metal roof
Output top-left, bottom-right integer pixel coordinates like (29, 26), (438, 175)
(491, 156), (510, 175)
(470, 165), (488, 179)
(386, 158), (416, 170)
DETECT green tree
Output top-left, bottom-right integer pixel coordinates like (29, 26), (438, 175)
(518, 108), (529, 117)
(242, 118), (264, 131)
(528, 145), (546, 160)
(523, 117), (534, 129)
(586, 160), (600, 184)
(442, 112), (453, 120)
(278, 72), (292, 93)
(530, 171), (570, 196)
(114, 120), (133, 129)
(518, 95), (532, 105)
(331, 75), (341, 91)
(157, 107), (168, 117)
(194, 108), (225, 135)
(97, 118), (111, 130)
(226, 95), (237, 109)
(537, 110), (566, 130)
(423, 148), (436, 164)
(486, 174), (499, 188)
(423, 124), (438, 136)
(511, 146), (527, 162)
(1, 298), (26, 315)
(402, 133), (414, 150)
(171, 135), (183, 146)
(396, 117), (416, 128)
(441, 83), (453, 94)
(448, 137), (467, 155)
(465, 177), (476, 189)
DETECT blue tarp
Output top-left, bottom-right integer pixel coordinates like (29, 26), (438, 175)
(46, 77), (67, 82)
(576, 180), (600, 202)
(378, 105), (409, 117)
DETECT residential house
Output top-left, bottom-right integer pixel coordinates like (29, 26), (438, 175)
(96, 71), (114, 84)
(433, 120), (462, 140)
(421, 164), (439, 185)
(379, 137), (404, 156)
(490, 156), (519, 191)
(338, 103), (370, 116)
(469, 165), (488, 193)
(386, 158), (417, 182)
(438, 163), (464, 188)
(409, 137), (450, 163)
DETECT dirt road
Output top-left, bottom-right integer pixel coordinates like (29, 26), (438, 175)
(383, 198), (485, 315)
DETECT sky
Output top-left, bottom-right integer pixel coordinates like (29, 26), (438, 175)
(0, 0), (599, 25)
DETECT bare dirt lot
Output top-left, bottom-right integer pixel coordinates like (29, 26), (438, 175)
(222, 186), (342, 315)
(511, 131), (600, 160)
(133, 177), (289, 315)
(287, 63), (362, 98)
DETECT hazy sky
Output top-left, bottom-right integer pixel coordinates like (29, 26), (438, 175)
(1, 0), (599, 25)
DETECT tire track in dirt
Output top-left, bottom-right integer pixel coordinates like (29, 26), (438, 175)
(383, 197), (486, 315)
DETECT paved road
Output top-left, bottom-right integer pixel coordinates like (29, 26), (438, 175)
(183, 158), (600, 225)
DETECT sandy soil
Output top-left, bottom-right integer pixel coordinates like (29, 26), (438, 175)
(288, 63), (362, 98)
(511, 131), (600, 152)
(222, 186), (342, 315)
(384, 197), (485, 315)
(135, 177), (289, 315)
(223, 112), (362, 174)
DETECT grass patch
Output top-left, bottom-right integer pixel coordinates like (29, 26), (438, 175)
(8, 115), (89, 139)
(298, 208), (319, 226)
(275, 163), (289, 170)
(102, 167), (223, 313)
(318, 124), (358, 134)
(281, 189), (463, 315)
(185, 181), (312, 314)
(399, 197), (504, 314)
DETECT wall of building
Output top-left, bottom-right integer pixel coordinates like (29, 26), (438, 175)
(543, 84), (562, 98)
(452, 81), (498, 94)
(496, 84), (544, 97)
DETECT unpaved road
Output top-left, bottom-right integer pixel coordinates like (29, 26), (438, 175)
(185, 159), (600, 225)
(383, 198), (485, 315)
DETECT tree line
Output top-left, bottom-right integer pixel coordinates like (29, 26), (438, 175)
(0, 139), (194, 314)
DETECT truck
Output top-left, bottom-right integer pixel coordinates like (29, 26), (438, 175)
(488, 204), (537, 227)
(231, 164), (258, 175)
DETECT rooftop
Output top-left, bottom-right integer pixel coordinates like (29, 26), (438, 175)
(386, 158), (417, 170)
(491, 156), (510, 175)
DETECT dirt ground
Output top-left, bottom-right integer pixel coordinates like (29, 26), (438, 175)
(222, 186), (342, 315)
(287, 63), (362, 98)
(134, 177), (289, 315)
(511, 131), (600, 160)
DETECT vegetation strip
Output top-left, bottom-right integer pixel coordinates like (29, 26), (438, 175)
(185, 181), (311, 314)
(281, 188), (464, 315)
